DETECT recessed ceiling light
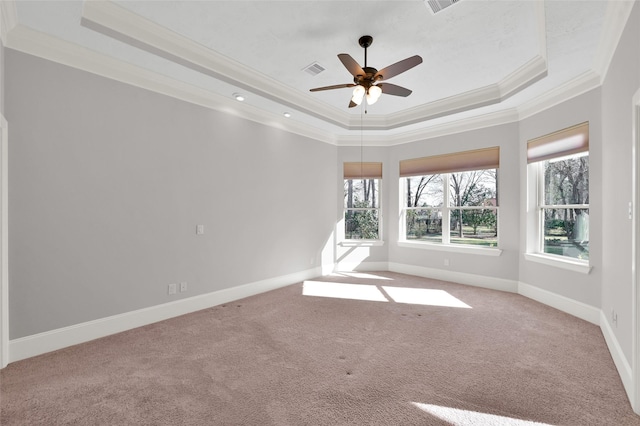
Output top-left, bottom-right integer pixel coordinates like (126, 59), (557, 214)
(283, 112), (291, 118)
(233, 93), (245, 102)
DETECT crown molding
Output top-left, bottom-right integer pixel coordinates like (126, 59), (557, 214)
(5, 23), (605, 149)
(82, 0), (549, 134)
(81, 0), (349, 130)
(348, 1), (547, 132)
(0, 0), (18, 46)
(3, 1), (625, 148)
(592, 0), (636, 83)
(337, 108), (520, 146)
(517, 70), (602, 121)
(5, 25), (336, 145)
(345, 53), (546, 132)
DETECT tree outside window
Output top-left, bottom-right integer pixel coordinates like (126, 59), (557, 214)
(403, 169), (498, 247)
(540, 153), (589, 260)
(344, 178), (380, 240)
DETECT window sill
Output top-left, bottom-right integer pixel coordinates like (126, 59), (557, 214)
(340, 240), (385, 247)
(397, 241), (502, 256)
(523, 253), (592, 274)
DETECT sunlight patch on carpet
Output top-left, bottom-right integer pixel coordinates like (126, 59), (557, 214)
(383, 287), (472, 308)
(303, 281), (471, 308)
(412, 402), (553, 425)
(302, 281), (388, 302)
(332, 272), (393, 280)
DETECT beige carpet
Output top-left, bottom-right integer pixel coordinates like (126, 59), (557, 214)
(1, 272), (638, 425)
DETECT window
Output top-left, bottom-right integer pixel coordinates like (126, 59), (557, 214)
(344, 162), (382, 240)
(400, 147), (499, 248)
(527, 122), (589, 261)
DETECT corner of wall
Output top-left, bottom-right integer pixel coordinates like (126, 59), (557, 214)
(600, 309), (634, 407)
(517, 281), (600, 325)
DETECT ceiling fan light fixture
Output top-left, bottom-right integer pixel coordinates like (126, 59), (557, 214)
(351, 85), (365, 105)
(309, 36), (421, 108)
(366, 85), (382, 105)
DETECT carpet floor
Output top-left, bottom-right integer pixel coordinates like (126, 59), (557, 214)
(1, 271), (639, 425)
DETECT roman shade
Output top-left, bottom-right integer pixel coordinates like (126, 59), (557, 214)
(399, 147), (500, 177)
(343, 162), (383, 179)
(527, 122), (589, 163)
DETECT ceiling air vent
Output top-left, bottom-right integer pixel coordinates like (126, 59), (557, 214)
(426, 0), (460, 14)
(302, 62), (325, 76)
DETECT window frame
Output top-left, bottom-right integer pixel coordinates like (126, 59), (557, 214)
(530, 154), (590, 265)
(525, 122), (591, 273)
(342, 161), (383, 243)
(343, 177), (382, 242)
(400, 169), (500, 253)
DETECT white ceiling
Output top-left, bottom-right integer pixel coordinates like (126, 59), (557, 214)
(2, 1), (633, 145)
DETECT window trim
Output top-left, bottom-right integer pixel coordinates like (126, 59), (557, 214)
(523, 253), (592, 274)
(340, 240), (385, 247)
(398, 241), (502, 256)
(526, 123), (590, 268)
(342, 177), (382, 242)
(532, 156), (590, 264)
(399, 171), (500, 251)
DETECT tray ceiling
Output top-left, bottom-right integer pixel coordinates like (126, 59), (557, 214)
(2, 1), (632, 145)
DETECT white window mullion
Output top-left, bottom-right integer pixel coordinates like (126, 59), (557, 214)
(442, 173), (451, 244)
(537, 162), (545, 253)
(400, 179), (407, 241)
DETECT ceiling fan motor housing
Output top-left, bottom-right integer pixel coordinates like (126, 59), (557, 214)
(354, 66), (380, 88)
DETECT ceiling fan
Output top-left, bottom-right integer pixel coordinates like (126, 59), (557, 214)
(310, 35), (423, 108)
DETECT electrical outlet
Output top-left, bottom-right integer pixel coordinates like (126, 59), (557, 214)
(168, 283), (177, 295)
(180, 282), (187, 292)
(196, 225), (205, 235)
(612, 309), (618, 327)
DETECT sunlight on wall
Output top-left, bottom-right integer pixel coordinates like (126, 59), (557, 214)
(336, 246), (370, 271)
(382, 287), (471, 308)
(302, 281), (472, 308)
(302, 281), (388, 302)
(320, 231), (336, 275)
(412, 402), (553, 426)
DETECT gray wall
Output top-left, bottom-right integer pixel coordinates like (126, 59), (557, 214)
(6, 50), (337, 338)
(385, 123), (521, 281)
(1, 41), (4, 116)
(601, 2), (640, 364)
(4, 3), (640, 372)
(518, 88), (603, 309)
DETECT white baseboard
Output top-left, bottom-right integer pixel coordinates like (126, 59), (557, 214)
(9, 267), (321, 363)
(388, 262), (519, 293)
(600, 310), (634, 403)
(7, 261), (632, 411)
(517, 281), (600, 325)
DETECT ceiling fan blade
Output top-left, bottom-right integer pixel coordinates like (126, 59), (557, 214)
(379, 83), (412, 97)
(348, 100), (358, 108)
(338, 54), (366, 77)
(309, 83), (356, 92)
(375, 55), (423, 81)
